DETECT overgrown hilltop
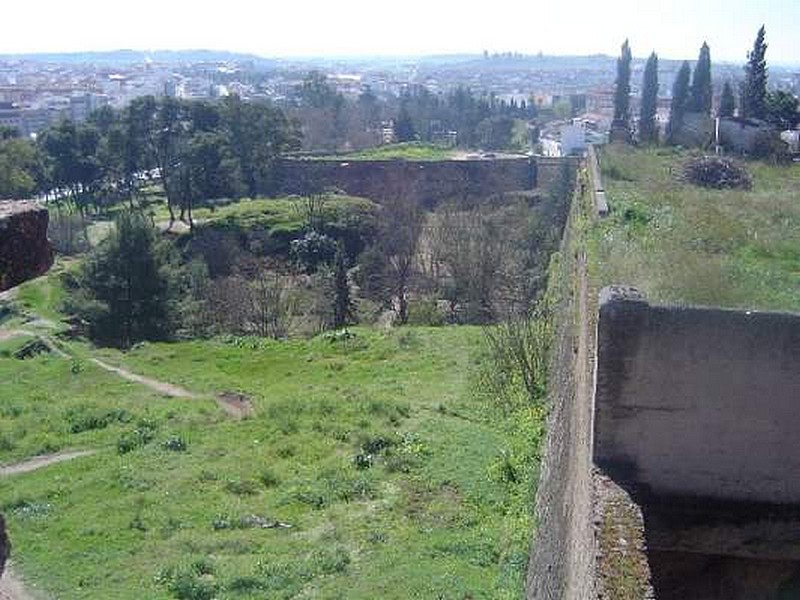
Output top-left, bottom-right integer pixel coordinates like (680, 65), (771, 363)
(591, 145), (800, 312)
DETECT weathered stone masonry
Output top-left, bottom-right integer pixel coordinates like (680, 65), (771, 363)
(277, 156), (581, 206)
(0, 200), (53, 292)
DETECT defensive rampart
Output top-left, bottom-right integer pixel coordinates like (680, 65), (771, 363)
(592, 287), (800, 598)
(594, 289), (800, 504)
(277, 156), (580, 206)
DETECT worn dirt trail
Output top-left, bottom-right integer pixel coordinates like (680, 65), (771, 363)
(90, 358), (253, 418)
(0, 331), (30, 343)
(0, 450), (96, 600)
(0, 450), (96, 478)
(89, 358), (198, 398)
(0, 567), (41, 600)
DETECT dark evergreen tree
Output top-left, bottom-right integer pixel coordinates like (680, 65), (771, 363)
(332, 244), (355, 329)
(689, 42), (713, 114)
(719, 81), (736, 118)
(638, 52), (660, 144)
(394, 105), (417, 142)
(667, 61), (692, 143)
(612, 39), (633, 131)
(66, 210), (174, 348)
(765, 90), (800, 130)
(740, 26), (768, 120)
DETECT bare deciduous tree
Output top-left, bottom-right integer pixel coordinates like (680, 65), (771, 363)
(249, 271), (295, 339)
(377, 191), (424, 325)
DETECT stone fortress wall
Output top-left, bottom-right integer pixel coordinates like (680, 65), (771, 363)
(277, 156), (581, 205)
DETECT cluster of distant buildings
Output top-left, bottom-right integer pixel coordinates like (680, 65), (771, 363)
(0, 53), (796, 156)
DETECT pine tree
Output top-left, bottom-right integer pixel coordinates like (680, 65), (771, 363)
(667, 61), (691, 144)
(638, 52), (660, 144)
(394, 105), (416, 142)
(332, 244), (355, 329)
(689, 42), (713, 114)
(66, 210), (174, 348)
(740, 26), (768, 120)
(719, 81), (736, 118)
(612, 39), (633, 131)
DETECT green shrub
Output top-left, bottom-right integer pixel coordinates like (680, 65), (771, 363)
(406, 297), (445, 326)
(66, 407), (130, 434)
(162, 436), (188, 452)
(116, 420), (157, 454)
(224, 478), (259, 496)
(259, 467), (280, 488)
(167, 573), (217, 600)
(312, 547), (351, 575)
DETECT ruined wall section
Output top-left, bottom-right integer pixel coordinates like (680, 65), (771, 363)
(277, 157), (535, 206)
(527, 169), (596, 600)
(0, 201), (53, 292)
(0, 200), (53, 577)
(594, 291), (800, 504)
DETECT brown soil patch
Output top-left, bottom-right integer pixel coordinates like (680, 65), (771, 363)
(0, 565), (43, 600)
(216, 392), (255, 420)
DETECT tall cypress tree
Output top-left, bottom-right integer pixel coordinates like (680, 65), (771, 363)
(719, 81), (736, 118)
(638, 52), (660, 144)
(740, 26), (768, 120)
(667, 61), (691, 143)
(689, 42), (713, 114)
(612, 40), (633, 131)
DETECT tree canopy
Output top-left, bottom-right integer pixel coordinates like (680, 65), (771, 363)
(688, 42), (712, 114)
(740, 26), (768, 120)
(612, 39), (633, 129)
(638, 52), (659, 144)
(765, 90), (800, 130)
(667, 61), (691, 144)
(66, 210), (175, 348)
(719, 82), (736, 118)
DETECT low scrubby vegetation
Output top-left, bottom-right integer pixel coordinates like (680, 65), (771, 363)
(593, 145), (800, 311)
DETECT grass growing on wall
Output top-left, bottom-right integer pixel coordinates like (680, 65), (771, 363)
(590, 145), (800, 312)
(314, 142), (458, 161)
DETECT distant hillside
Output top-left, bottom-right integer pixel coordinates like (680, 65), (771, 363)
(0, 49), (277, 66)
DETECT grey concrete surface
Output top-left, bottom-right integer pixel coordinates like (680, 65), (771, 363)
(594, 289), (800, 504)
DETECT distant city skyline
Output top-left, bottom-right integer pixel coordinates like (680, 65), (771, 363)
(4, 0), (799, 66)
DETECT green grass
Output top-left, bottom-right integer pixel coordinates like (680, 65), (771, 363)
(314, 142), (457, 161)
(13, 268), (67, 324)
(0, 324), (543, 599)
(590, 145), (800, 312)
(195, 195), (375, 232)
(91, 194), (376, 240)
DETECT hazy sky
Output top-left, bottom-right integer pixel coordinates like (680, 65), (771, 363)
(4, 0), (799, 65)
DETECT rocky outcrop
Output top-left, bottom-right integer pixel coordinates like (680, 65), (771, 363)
(0, 200), (53, 292)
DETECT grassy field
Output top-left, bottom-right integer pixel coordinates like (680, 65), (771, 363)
(0, 274), (544, 600)
(591, 145), (800, 312)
